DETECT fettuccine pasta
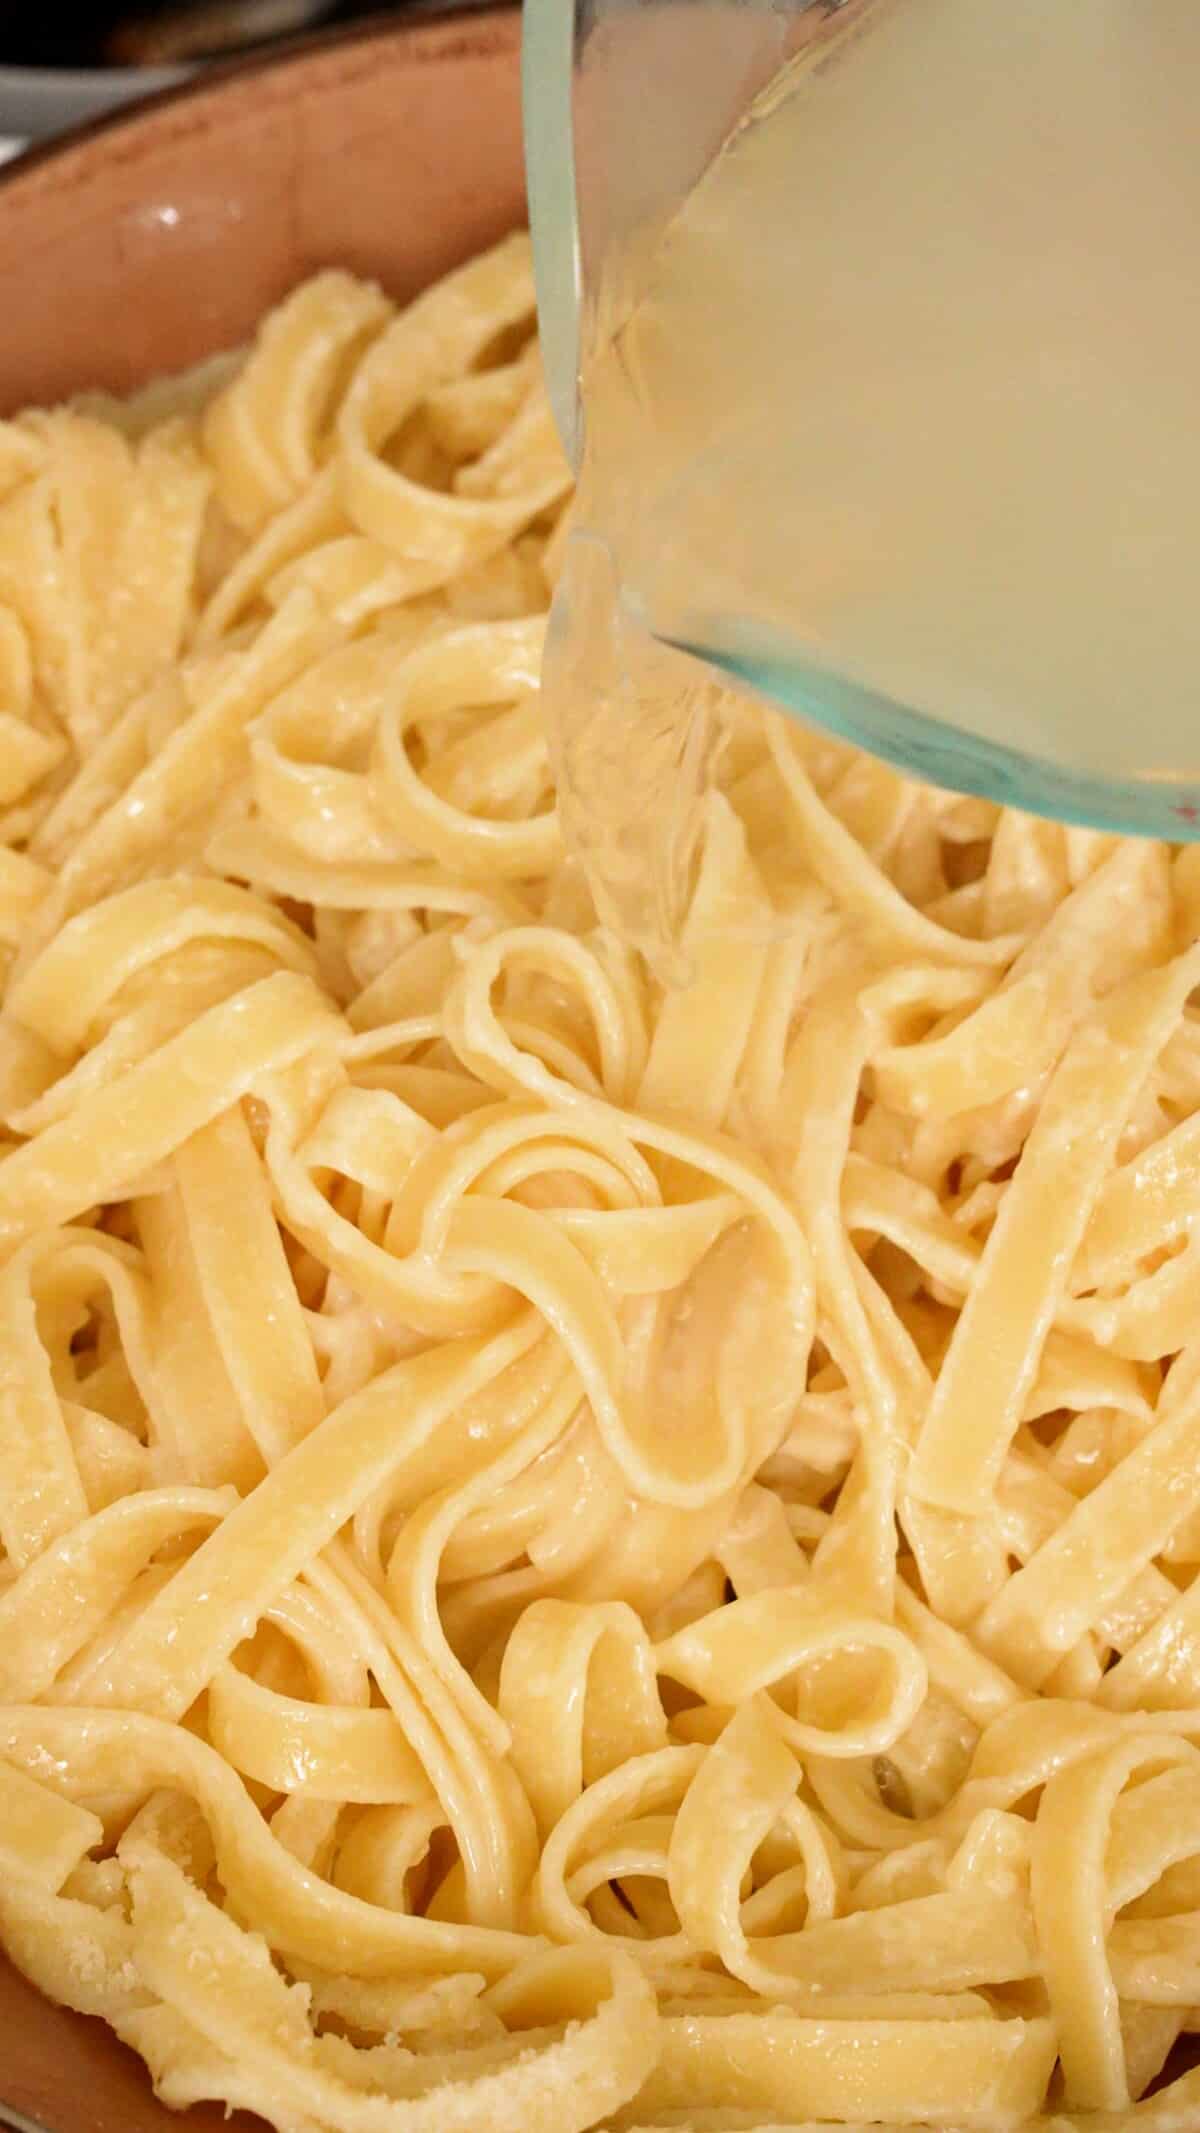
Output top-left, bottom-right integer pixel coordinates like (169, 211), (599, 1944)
(2, 234), (1200, 2130)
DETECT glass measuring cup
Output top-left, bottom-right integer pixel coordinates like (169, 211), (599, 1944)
(523, 0), (1200, 842)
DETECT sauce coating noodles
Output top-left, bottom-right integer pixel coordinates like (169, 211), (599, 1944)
(2, 237), (1200, 2129)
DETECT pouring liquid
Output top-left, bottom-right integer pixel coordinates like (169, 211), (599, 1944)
(545, 0), (1200, 960)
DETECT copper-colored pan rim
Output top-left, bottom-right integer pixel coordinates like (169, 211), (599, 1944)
(0, 3), (517, 204)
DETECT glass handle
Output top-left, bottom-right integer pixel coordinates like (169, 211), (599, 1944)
(522, 0), (583, 469)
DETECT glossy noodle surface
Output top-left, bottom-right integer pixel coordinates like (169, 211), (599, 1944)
(2, 237), (1200, 2129)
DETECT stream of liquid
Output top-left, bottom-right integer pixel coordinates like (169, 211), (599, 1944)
(543, 0), (1200, 960)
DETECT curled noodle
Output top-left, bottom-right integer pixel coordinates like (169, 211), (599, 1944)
(2, 237), (1200, 2131)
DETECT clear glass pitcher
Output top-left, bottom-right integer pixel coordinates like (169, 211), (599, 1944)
(523, 0), (1200, 843)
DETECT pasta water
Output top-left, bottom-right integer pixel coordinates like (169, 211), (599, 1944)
(544, 0), (1200, 952)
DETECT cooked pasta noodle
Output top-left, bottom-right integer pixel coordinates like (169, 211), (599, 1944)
(4, 233), (1200, 2130)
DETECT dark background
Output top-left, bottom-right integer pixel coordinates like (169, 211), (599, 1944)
(0, 0), (411, 68)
